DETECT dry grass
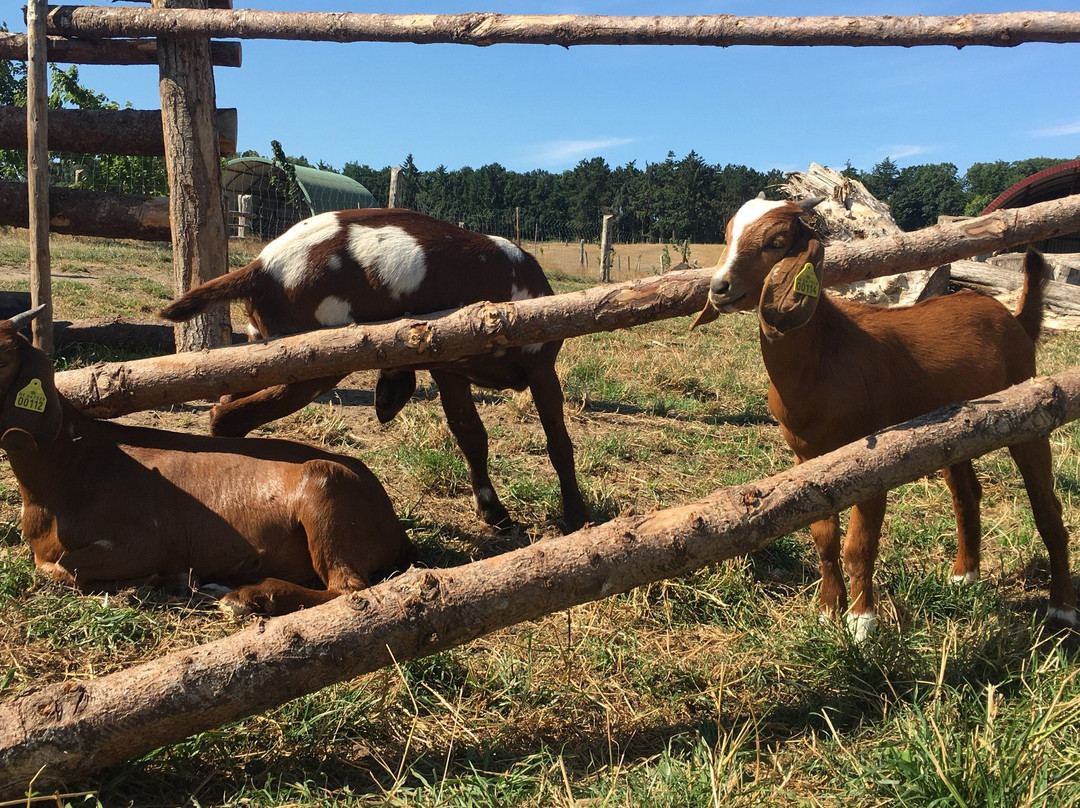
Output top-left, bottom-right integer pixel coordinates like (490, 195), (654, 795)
(1, 230), (1080, 806)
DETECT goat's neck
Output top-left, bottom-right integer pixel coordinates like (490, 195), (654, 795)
(758, 295), (835, 419)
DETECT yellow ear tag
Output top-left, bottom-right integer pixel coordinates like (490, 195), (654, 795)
(793, 262), (820, 297)
(14, 379), (47, 413)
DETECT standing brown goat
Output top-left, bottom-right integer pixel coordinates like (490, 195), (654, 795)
(694, 196), (1077, 640)
(0, 307), (415, 616)
(160, 208), (587, 532)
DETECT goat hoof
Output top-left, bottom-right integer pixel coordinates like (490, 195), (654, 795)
(950, 570), (980, 585)
(845, 612), (877, 643)
(1047, 605), (1080, 630)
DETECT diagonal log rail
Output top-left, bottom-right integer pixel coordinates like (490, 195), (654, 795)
(54, 192), (1080, 419)
(43, 8), (1080, 48)
(4, 365), (1080, 796)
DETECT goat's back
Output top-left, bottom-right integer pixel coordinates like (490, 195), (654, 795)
(162, 209), (552, 336)
(770, 290), (1038, 459)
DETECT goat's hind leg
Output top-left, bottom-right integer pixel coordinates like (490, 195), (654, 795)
(1009, 439), (1078, 627)
(943, 461), (982, 584)
(527, 360), (588, 532)
(430, 369), (513, 531)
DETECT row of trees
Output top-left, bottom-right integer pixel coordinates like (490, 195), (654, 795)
(315, 152), (1070, 243)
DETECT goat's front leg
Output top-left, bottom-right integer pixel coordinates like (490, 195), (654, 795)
(943, 461), (982, 584)
(527, 361), (588, 532)
(810, 514), (847, 620)
(219, 578), (341, 617)
(843, 493), (888, 641)
(430, 369), (513, 531)
(209, 375), (344, 436)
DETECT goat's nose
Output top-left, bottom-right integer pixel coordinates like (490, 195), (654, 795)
(710, 278), (730, 297)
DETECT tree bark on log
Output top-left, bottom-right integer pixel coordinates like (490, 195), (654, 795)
(0, 105), (237, 156)
(43, 8), (1080, 48)
(51, 193), (1080, 419)
(4, 366), (1080, 797)
(0, 32), (241, 66)
(0, 180), (171, 240)
(155, 0), (232, 352)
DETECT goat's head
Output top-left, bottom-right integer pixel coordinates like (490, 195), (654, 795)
(692, 195), (825, 336)
(0, 306), (63, 450)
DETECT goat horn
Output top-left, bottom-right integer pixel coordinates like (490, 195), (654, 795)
(797, 196), (826, 212)
(8, 304), (47, 331)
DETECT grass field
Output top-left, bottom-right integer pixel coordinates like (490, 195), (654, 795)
(1, 231), (1080, 806)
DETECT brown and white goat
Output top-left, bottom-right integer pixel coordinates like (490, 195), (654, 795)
(694, 196), (1077, 640)
(160, 208), (588, 532)
(0, 307), (415, 616)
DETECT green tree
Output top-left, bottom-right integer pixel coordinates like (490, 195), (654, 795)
(862, 157), (900, 202)
(889, 162), (966, 230)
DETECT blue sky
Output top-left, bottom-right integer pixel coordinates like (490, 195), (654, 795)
(27, 1), (1080, 176)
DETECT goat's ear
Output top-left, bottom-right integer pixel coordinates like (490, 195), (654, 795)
(1, 341), (62, 447)
(758, 238), (826, 339)
(1, 427), (39, 453)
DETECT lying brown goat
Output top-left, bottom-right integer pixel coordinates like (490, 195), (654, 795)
(0, 307), (415, 616)
(694, 195), (1077, 640)
(160, 208), (587, 533)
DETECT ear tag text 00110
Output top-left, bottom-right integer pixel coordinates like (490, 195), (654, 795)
(793, 262), (820, 297)
(14, 379), (48, 413)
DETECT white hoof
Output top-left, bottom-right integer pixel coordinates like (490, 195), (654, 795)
(950, 570), (980, 585)
(1047, 605), (1080, 628)
(846, 612), (877, 643)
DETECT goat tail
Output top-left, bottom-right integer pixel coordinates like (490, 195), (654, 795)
(159, 260), (264, 322)
(1014, 248), (1050, 343)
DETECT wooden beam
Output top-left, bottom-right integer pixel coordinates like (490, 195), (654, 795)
(0, 180), (171, 240)
(0, 105), (237, 155)
(155, 0), (231, 352)
(4, 364), (1080, 796)
(26, 0), (53, 356)
(43, 8), (1080, 47)
(0, 32), (241, 66)
(50, 193), (1080, 419)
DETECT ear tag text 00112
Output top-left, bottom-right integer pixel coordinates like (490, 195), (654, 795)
(14, 379), (48, 413)
(793, 262), (820, 297)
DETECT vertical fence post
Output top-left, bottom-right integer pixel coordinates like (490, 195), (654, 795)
(26, 0), (52, 354)
(388, 166), (402, 208)
(579, 239), (586, 267)
(600, 214), (614, 282)
(155, 0), (230, 352)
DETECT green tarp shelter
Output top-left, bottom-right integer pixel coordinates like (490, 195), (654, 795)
(223, 157), (378, 240)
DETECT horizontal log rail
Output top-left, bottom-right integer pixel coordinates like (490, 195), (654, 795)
(52, 193), (1080, 419)
(43, 8), (1080, 48)
(0, 106), (237, 156)
(0, 180), (171, 240)
(0, 31), (241, 66)
(4, 364), (1080, 796)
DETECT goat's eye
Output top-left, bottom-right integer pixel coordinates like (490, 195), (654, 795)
(769, 236), (786, 250)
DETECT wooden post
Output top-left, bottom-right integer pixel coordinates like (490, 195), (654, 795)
(26, 0), (52, 354)
(155, 0), (231, 352)
(579, 238), (586, 267)
(387, 166), (402, 208)
(600, 213), (614, 282)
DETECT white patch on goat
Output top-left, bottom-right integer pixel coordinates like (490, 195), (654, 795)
(246, 322), (261, 340)
(259, 212), (342, 290)
(488, 235), (525, 263)
(314, 295), (354, 327)
(348, 224), (427, 300)
(510, 283), (537, 301)
(715, 198), (789, 279)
